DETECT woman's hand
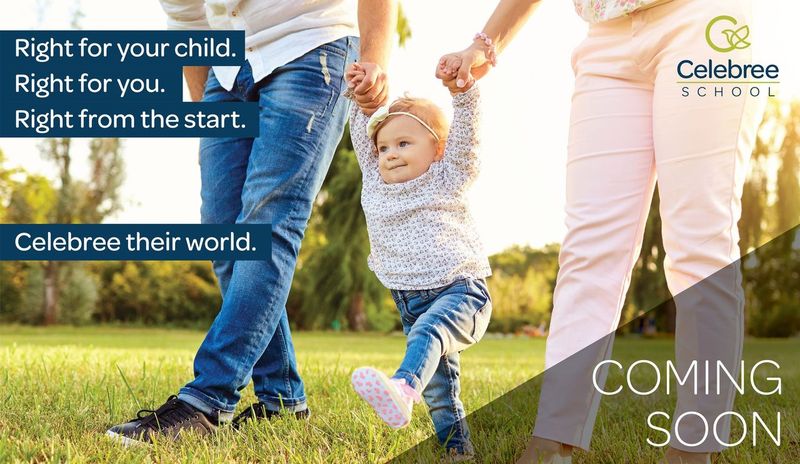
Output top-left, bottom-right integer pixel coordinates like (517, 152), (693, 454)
(436, 41), (494, 93)
(435, 0), (544, 92)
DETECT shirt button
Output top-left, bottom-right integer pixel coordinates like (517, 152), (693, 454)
(231, 10), (237, 16)
(247, 47), (253, 52)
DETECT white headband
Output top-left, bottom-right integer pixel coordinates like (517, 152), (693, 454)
(366, 106), (440, 142)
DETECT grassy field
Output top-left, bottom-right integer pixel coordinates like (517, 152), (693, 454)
(0, 326), (797, 463)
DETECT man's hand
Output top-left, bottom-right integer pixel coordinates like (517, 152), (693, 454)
(356, 0), (395, 114)
(348, 62), (389, 115)
(184, 65), (210, 102)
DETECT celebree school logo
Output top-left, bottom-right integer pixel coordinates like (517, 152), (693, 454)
(678, 15), (778, 98)
(705, 15), (751, 53)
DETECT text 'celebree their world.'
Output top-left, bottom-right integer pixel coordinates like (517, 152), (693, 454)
(0, 225), (272, 261)
(0, 31), (258, 137)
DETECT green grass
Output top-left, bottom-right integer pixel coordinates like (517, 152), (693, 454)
(0, 326), (797, 463)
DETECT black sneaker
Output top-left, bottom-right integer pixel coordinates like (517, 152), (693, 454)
(231, 402), (310, 430)
(105, 395), (218, 445)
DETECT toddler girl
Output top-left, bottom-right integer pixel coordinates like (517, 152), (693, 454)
(346, 63), (492, 460)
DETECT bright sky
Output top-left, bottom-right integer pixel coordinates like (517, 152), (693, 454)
(1, 1), (798, 254)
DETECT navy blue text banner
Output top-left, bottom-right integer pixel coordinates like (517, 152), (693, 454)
(0, 224), (271, 261)
(0, 30), (258, 137)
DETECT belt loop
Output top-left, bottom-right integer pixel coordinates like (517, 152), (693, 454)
(348, 36), (357, 61)
(400, 290), (409, 312)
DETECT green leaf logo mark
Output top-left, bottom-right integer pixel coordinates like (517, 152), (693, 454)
(706, 16), (752, 53)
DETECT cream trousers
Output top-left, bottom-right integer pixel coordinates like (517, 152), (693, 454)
(534, 0), (766, 453)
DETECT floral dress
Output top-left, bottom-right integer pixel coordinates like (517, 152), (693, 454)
(573, 0), (662, 23)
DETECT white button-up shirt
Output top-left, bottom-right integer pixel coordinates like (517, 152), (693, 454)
(158, 0), (358, 91)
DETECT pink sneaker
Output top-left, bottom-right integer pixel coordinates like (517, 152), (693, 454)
(351, 367), (421, 429)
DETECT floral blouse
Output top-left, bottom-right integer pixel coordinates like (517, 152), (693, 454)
(573, 0), (662, 23)
(349, 86), (491, 290)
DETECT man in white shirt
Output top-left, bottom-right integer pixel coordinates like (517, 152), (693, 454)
(106, 0), (395, 444)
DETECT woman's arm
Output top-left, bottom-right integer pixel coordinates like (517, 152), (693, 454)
(436, 0), (543, 91)
(480, 0), (543, 56)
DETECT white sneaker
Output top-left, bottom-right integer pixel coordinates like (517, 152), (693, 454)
(351, 367), (420, 429)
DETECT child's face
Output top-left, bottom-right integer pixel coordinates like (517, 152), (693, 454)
(375, 116), (443, 184)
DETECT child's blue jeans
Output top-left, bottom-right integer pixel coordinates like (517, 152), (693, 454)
(391, 277), (492, 455)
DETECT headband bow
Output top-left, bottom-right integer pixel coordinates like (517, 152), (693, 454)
(366, 106), (440, 142)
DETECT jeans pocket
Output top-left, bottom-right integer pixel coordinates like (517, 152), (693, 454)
(475, 278), (491, 303)
(314, 45), (347, 117)
(320, 37), (359, 100)
(467, 279), (492, 342)
(471, 300), (492, 343)
(318, 42), (348, 60)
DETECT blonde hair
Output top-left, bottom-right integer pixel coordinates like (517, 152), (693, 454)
(372, 96), (449, 146)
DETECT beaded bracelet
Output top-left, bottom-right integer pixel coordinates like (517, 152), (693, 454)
(474, 32), (498, 66)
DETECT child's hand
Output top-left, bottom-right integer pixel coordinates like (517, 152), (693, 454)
(346, 63), (367, 91)
(438, 54), (463, 80)
(438, 55), (467, 96)
(436, 40), (493, 93)
(347, 62), (389, 116)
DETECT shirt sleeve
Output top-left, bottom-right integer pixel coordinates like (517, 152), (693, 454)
(349, 104), (380, 175)
(158, 0), (211, 30)
(442, 85), (482, 191)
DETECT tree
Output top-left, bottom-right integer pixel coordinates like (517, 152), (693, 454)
(36, 138), (125, 325)
(0, 151), (23, 319)
(15, 1), (127, 324)
(625, 98), (800, 336)
(743, 228), (799, 337)
(775, 101), (800, 233)
(294, 6), (412, 331)
(299, 140), (386, 331)
(92, 261), (220, 326)
(0, 150), (16, 217)
(625, 189), (673, 333)
(486, 245), (560, 332)
(0, 153), (58, 323)
(740, 100), (800, 337)
(739, 134), (770, 255)
(40, 138), (72, 324)
(740, 100), (782, 254)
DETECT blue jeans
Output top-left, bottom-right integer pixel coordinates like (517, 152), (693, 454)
(391, 277), (492, 455)
(177, 37), (358, 421)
